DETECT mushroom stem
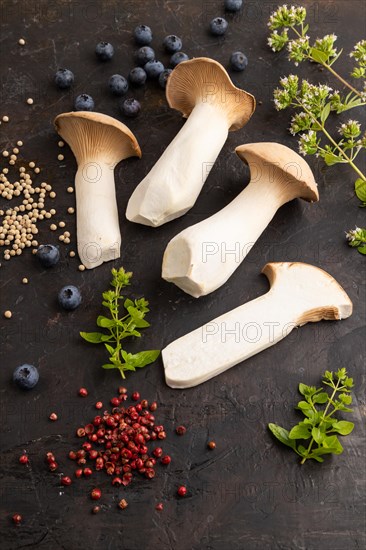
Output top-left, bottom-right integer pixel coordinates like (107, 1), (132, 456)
(126, 102), (228, 227)
(162, 142), (319, 298)
(162, 262), (353, 388)
(75, 161), (120, 268)
(126, 57), (255, 227)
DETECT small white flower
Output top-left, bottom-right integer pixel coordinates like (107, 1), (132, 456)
(298, 143), (306, 156)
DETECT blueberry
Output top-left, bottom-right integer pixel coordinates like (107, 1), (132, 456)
(133, 24), (153, 45)
(158, 69), (172, 89)
(224, 0), (242, 11)
(129, 67), (147, 86)
(209, 17), (228, 36)
(54, 68), (74, 89)
(74, 93), (94, 111)
(170, 51), (189, 67)
(95, 41), (114, 61)
(230, 51), (248, 71)
(58, 285), (82, 310)
(135, 46), (155, 66)
(144, 60), (165, 79)
(36, 244), (60, 267)
(13, 364), (39, 390)
(163, 35), (182, 53)
(121, 98), (141, 117)
(108, 74), (129, 96)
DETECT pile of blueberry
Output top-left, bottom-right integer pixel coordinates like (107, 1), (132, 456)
(54, 24), (187, 118)
(54, 7), (249, 117)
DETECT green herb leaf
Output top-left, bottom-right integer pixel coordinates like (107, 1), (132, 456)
(312, 392), (328, 404)
(320, 102), (331, 124)
(127, 306), (151, 328)
(296, 400), (312, 411)
(323, 435), (343, 453)
(298, 383), (313, 396)
(355, 178), (366, 203)
(97, 315), (116, 329)
(310, 47), (329, 64)
(311, 426), (324, 444)
(268, 424), (297, 450)
(80, 331), (110, 344)
(311, 455), (325, 463)
(331, 420), (354, 435)
(339, 393), (352, 405)
(131, 350), (160, 368)
(289, 424), (312, 440)
(104, 343), (115, 355)
(323, 152), (343, 166)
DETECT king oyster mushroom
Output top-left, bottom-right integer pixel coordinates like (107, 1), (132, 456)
(163, 262), (353, 388)
(126, 57), (255, 227)
(54, 111), (141, 269)
(162, 142), (319, 297)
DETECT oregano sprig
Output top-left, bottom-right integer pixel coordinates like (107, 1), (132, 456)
(268, 4), (366, 213)
(269, 368), (355, 464)
(80, 267), (160, 379)
(268, 5), (366, 99)
(273, 71), (366, 203)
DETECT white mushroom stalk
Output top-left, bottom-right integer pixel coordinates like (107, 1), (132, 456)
(162, 142), (319, 297)
(162, 262), (353, 389)
(126, 57), (255, 227)
(54, 111), (141, 269)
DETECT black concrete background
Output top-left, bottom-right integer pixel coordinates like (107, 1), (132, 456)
(0, 1), (365, 549)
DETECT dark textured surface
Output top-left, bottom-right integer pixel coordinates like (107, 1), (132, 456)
(0, 1), (365, 549)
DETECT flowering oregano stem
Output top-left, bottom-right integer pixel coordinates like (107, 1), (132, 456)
(290, 22), (362, 97)
(300, 377), (342, 464)
(321, 62), (362, 98)
(292, 98), (366, 181)
(268, 5), (365, 98)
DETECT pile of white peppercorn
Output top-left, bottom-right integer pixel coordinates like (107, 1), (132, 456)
(0, 143), (57, 260)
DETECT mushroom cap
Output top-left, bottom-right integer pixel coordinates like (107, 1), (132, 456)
(263, 262), (353, 324)
(166, 57), (255, 131)
(235, 142), (319, 202)
(54, 111), (141, 166)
